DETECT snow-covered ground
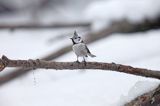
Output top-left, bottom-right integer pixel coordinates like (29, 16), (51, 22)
(85, 0), (160, 22)
(0, 0), (160, 106)
(0, 29), (160, 106)
(84, 0), (160, 30)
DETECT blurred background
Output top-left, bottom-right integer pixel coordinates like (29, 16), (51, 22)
(0, 0), (160, 106)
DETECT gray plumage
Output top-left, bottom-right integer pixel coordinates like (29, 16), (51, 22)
(71, 31), (96, 62)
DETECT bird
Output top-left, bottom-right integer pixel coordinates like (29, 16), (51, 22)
(70, 31), (96, 63)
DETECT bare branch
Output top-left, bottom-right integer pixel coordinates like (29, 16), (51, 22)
(125, 85), (160, 106)
(1, 17), (160, 86)
(0, 55), (160, 80)
(0, 22), (91, 30)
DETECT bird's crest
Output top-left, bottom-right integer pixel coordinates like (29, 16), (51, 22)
(74, 30), (78, 37)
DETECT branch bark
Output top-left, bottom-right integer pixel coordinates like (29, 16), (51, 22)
(1, 17), (160, 86)
(125, 85), (160, 106)
(1, 55), (160, 80)
(0, 22), (91, 30)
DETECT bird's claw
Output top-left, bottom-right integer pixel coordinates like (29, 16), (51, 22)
(83, 61), (87, 66)
(75, 60), (80, 63)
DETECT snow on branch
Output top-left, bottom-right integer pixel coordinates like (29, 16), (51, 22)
(0, 55), (160, 80)
(125, 85), (160, 106)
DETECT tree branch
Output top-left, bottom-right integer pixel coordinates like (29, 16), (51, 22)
(0, 55), (160, 80)
(1, 17), (160, 86)
(125, 85), (160, 106)
(0, 22), (91, 30)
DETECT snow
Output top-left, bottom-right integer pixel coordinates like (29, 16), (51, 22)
(116, 81), (159, 106)
(0, 0), (160, 106)
(0, 29), (160, 106)
(0, 29), (72, 59)
(85, 0), (160, 22)
(84, 0), (160, 30)
(58, 29), (160, 70)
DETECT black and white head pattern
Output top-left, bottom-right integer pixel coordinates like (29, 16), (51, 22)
(71, 31), (83, 44)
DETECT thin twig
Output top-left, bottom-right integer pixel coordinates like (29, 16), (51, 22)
(0, 55), (160, 80)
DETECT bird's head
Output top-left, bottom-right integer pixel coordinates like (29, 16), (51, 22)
(70, 31), (83, 44)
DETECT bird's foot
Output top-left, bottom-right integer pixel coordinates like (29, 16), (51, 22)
(83, 60), (87, 66)
(75, 60), (80, 63)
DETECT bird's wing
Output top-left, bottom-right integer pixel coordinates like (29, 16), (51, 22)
(85, 44), (96, 57)
(85, 45), (91, 53)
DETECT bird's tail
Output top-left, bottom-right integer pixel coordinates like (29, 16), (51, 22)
(88, 53), (96, 57)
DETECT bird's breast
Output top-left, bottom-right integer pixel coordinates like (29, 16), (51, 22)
(72, 43), (87, 56)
